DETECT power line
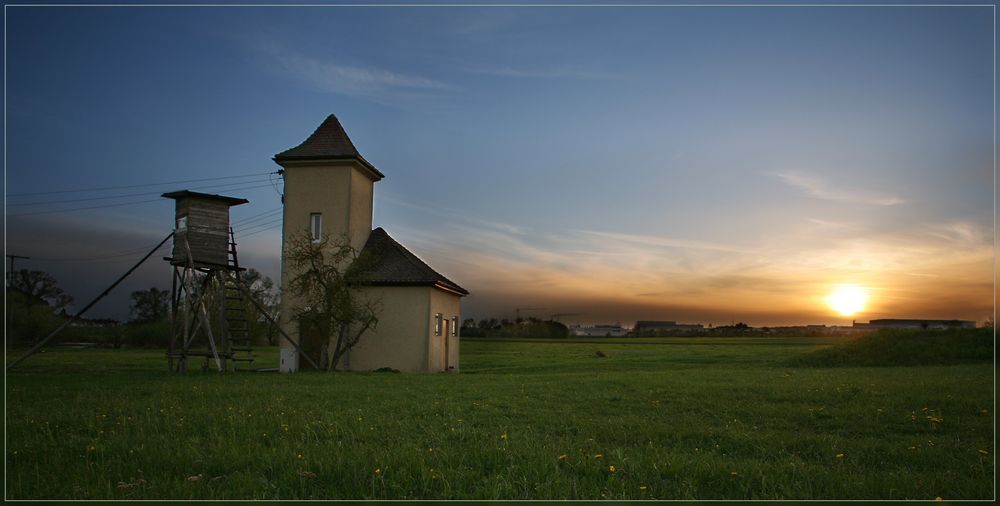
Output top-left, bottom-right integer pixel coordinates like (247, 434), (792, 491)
(8, 175), (275, 207)
(236, 216), (283, 234)
(239, 222), (283, 239)
(8, 197), (165, 217)
(28, 240), (172, 263)
(7, 183), (277, 218)
(7, 171), (277, 197)
(233, 208), (282, 227)
(232, 206), (282, 224)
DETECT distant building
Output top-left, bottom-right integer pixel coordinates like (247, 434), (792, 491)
(634, 320), (704, 334)
(571, 324), (628, 337)
(853, 319), (976, 330)
(762, 324), (863, 336)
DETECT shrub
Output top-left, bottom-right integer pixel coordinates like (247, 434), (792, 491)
(791, 328), (993, 367)
(124, 319), (172, 348)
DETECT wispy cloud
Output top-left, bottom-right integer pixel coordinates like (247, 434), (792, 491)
(770, 171), (905, 206)
(252, 42), (454, 101)
(925, 221), (987, 248)
(806, 218), (852, 229)
(574, 230), (751, 254)
(466, 64), (605, 80)
(378, 192), (989, 325)
(379, 193), (525, 235)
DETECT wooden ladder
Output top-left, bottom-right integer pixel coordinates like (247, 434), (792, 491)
(225, 227), (254, 370)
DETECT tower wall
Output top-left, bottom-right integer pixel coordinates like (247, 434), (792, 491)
(277, 160), (376, 358)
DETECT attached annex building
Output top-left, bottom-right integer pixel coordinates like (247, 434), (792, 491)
(275, 114), (468, 373)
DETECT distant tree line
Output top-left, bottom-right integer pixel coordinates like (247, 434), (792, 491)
(460, 317), (569, 339)
(5, 268), (279, 350)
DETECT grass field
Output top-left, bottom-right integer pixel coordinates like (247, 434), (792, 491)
(5, 335), (995, 500)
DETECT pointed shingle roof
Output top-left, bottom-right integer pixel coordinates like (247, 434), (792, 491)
(274, 114), (385, 180)
(359, 227), (468, 296)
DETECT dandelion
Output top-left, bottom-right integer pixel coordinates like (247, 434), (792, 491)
(558, 454), (568, 461)
(608, 465), (616, 473)
(297, 454), (303, 459)
(374, 468), (382, 476)
(639, 485), (648, 491)
(500, 433), (508, 440)
(836, 453), (844, 459)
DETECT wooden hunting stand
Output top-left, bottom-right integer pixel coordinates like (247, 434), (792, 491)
(6, 188), (317, 372)
(163, 190), (255, 372)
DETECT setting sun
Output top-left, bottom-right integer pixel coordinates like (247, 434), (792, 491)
(826, 284), (869, 316)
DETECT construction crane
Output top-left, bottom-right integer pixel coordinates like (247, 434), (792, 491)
(550, 312), (584, 323)
(515, 306), (547, 321)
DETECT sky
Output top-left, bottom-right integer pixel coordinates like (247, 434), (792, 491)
(4, 4), (995, 326)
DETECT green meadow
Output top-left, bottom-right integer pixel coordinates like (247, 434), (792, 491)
(5, 333), (995, 500)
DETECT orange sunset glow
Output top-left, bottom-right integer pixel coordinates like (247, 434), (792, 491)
(826, 284), (869, 316)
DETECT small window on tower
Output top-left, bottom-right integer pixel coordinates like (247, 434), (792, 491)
(434, 313), (443, 336)
(451, 317), (458, 337)
(176, 216), (188, 231)
(310, 213), (322, 243)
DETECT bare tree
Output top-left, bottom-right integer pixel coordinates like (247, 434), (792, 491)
(241, 268), (279, 345)
(285, 232), (380, 371)
(7, 269), (73, 311)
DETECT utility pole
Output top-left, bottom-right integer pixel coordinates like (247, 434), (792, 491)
(6, 254), (29, 285)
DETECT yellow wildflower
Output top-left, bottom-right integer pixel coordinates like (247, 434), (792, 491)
(558, 454), (568, 461)
(639, 485), (648, 491)
(374, 468), (382, 476)
(836, 453), (844, 459)
(608, 465), (616, 473)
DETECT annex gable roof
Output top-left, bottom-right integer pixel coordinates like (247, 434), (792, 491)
(273, 114), (385, 180)
(359, 227), (468, 296)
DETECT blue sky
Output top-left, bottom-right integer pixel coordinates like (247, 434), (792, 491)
(4, 5), (994, 325)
